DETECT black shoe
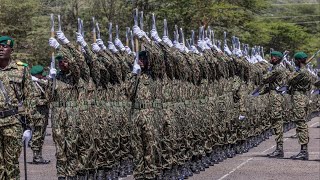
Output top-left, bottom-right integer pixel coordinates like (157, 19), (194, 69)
(291, 145), (309, 160)
(190, 162), (200, 174)
(290, 151), (309, 160)
(267, 149), (284, 158)
(267, 143), (284, 158)
(96, 170), (105, 180)
(58, 177), (66, 180)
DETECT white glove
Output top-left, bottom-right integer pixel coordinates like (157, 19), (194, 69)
(173, 41), (183, 52)
(132, 57), (141, 75)
(190, 45), (200, 54)
(239, 115), (246, 120)
(205, 37), (213, 48)
(197, 40), (206, 52)
(49, 68), (57, 79)
(31, 76), (40, 82)
(224, 44), (232, 56)
(133, 25), (144, 39)
(76, 32), (87, 47)
(124, 46), (132, 54)
(108, 41), (118, 53)
(150, 29), (162, 43)
(91, 43), (101, 53)
(22, 129), (32, 145)
(114, 38), (126, 51)
(133, 25), (150, 41)
(162, 36), (173, 47)
(96, 39), (107, 50)
(49, 38), (60, 49)
(56, 31), (70, 44)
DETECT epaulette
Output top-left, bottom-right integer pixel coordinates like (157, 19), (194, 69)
(16, 61), (28, 67)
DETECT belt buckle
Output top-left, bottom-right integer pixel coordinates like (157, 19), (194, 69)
(0, 111), (4, 118)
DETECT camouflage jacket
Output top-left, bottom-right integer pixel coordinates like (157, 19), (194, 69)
(0, 60), (33, 126)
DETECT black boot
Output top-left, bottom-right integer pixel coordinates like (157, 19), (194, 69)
(105, 170), (113, 180)
(267, 143), (284, 158)
(119, 160), (127, 177)
(77, 174), (86, 180)
(32, 150), (51, 164)
(190, 162), (200, 174)
(185, 163), (193, 177)
(96, 170), (105, 180)
(58, 177), (66, 180)
(291, 144), (309, 160)
(87, 170), (95, 180)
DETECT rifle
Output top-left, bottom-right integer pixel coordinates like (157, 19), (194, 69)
(50, 14), (56, 98)
(77, 18), (82, 52)
(306, 49), (320, 64)
(92, 17), (96, 43)
(109, 22), (113, 42)
(126, 27), (130, 47)
(139, 11), (144, 50)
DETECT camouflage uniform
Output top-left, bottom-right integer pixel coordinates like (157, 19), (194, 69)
(51, 44), (81, 178)
(288, 67), (312, 145)
(260, 64), (286, 147)
(29, 77), (50, 163)
(0, 60), (33, 180)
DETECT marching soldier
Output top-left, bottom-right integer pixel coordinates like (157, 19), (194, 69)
(29, 65), (51, 164)
(288, 52), (313, 160)
(258, 51), (286, 158)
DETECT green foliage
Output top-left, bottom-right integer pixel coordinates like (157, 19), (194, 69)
(0, 0), (318, 66)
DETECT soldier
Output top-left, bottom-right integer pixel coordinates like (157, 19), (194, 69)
(29, 65), (51, 164)
(49, 36), (81, 180)
(255, 51), (286, 158)
(288, 52), (313, 160)
(0, 36), (33, 179)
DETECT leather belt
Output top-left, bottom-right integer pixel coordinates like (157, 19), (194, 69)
(0, 108), (19, 118)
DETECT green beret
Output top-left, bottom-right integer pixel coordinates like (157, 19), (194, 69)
(0, 36), (14, 48)
(30, 65), (44, 75)
(271, 51), (283, 58)
(294, 52), (308, 59)
(55, 54), (64, 61)
(139, 51), (147, 59)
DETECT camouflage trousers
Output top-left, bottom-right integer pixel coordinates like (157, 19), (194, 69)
(30, 105), (49, 151)
(77, 107), (96, 173)
(95, 105), (117, 170)
(52, 106), (79, 177)
(0, 121), (22, 180)
(292, 92), (309, 145)
(268, 92), (284, 144)
(131, 108), (158, 180)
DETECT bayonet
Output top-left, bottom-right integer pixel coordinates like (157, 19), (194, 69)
(109, 22), (113, 42)
(163, 19), (168, 36)
(152, 13), (156, 30)
(140, 11), (144, 31)
(96, 22), (101, 39)
(116, 25), (119, 39)
(57, 15), (61, 31)
(126, 27), (130, 47)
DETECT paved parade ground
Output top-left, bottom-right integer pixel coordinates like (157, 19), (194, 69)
(20, 117), (320, 180)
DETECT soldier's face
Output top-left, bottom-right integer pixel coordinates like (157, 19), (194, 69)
(58, 59), (69, 72)
(0, 44), (13, 60)
(270, 56), (280, 64)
